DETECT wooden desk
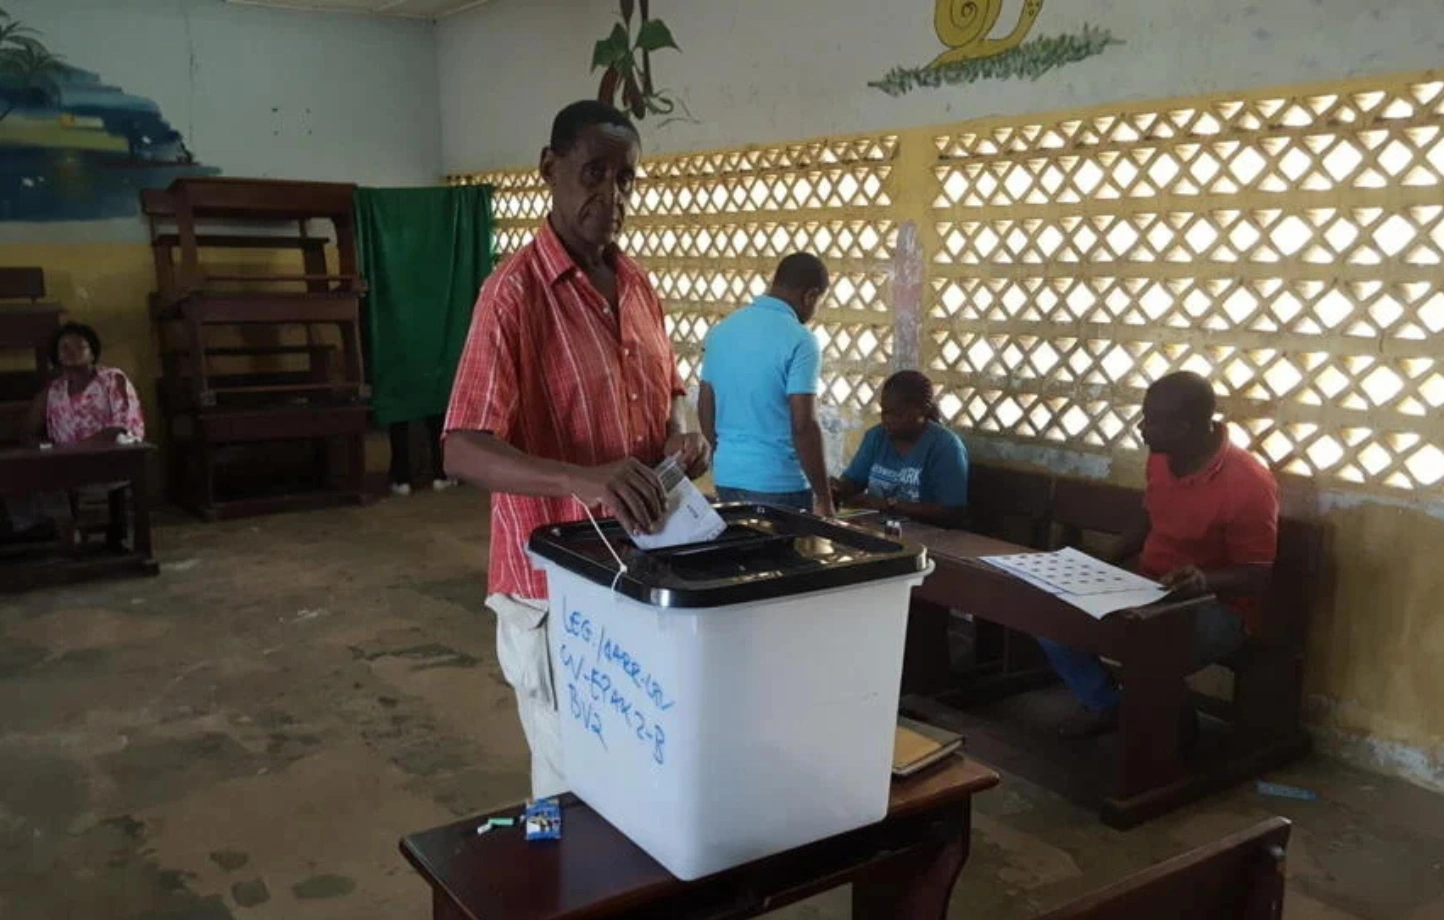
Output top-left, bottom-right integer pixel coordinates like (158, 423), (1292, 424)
(903, 523), (1218, 828)
(0, 442), (160, 590)
(401, 757), (998, 920)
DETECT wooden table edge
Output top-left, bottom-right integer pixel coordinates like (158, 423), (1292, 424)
(399, 756), (1000, 920)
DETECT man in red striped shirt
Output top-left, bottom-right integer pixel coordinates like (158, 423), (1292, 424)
(444, 100), (709, 798)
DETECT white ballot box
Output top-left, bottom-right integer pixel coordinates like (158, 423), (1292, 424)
(528, 505), (932, 880)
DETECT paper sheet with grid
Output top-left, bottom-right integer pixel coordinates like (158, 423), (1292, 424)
(981, 547), (1169, 619)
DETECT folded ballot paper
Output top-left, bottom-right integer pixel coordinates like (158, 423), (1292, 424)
(630, 454), (727, 552)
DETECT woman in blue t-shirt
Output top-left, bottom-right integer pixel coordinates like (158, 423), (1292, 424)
(830, 370), (970, 528)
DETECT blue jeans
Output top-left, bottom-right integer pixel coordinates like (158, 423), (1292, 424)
(1037, 601), (1246, 713)
(715, 486), (813, 513)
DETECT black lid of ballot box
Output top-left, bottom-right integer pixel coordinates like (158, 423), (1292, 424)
(527, 504), (929, 609)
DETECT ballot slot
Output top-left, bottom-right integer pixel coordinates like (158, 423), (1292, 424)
(530, 504), (929, 609)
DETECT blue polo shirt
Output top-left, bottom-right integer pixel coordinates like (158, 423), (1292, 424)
(701, 295), (821, 493)
(840, 422), (970, 507)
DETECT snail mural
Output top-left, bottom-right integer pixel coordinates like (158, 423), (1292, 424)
(931, 0), (1046, 67)
(871, 0), (1120, 97)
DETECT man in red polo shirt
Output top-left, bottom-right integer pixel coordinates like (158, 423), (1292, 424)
(1039, 371), (1279, 739)
(444, 100), (708, 797)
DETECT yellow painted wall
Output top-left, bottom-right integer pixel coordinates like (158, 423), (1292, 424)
(1302, 501), (1444, 780)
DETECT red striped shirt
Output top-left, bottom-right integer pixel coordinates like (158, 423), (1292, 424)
(444, 218), (685, 599)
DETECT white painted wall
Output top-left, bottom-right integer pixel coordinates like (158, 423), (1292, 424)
(2, 0), (441, 240)
(438, 0), (1444, 173)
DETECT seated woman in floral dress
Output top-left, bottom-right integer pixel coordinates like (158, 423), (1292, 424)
(4, 322), (146, 544)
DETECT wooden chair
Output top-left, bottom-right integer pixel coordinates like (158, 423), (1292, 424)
(1216, 517), (1323, 748)
(1033, 817), (1290, 919)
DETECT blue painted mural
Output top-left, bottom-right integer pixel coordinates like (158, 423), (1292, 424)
(0, 7), (216, 222)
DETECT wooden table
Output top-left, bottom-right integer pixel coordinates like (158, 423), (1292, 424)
(0, 442), (160, 590)
(902, 523), (1217, 828)
(401, 757), (998, 920)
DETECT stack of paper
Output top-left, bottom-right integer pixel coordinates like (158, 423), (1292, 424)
(893, 717), (964, 777)
(980, 547), (1168, 619)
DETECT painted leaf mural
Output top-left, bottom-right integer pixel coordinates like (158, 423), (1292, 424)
(871, 0), (1121, 97)
(0, 6), (216, 222)
(592, 0), (695, 126)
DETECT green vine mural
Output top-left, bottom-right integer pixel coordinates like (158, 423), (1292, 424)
(592, 0), (696, 126)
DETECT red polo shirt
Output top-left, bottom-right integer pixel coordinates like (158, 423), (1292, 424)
(1140, 438), (1279, 633)
(444, 219), (685, 600)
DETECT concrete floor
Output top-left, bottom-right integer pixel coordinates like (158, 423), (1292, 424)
(3, 490), (1443, 920)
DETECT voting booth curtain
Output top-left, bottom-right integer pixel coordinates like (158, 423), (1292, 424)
(355, 185), (494, 427)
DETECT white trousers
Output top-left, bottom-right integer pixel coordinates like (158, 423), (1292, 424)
(487, 593), (567, 799)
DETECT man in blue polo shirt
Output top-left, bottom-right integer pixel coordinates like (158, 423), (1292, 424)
(699, 253), (834, 516)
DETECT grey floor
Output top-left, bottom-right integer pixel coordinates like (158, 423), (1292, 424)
(2, 489), (1442, 919)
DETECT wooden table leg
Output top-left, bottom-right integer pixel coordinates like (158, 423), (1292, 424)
(852, 803), (971, 920)
(107, 486), (127, 548)
(1106, 606), (1194, 827)
(130, 458), (155, 564)
(903, 597), (955, 695)
(432, 887), (466, 920)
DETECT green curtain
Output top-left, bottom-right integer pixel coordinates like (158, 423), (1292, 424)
(355, 185), (494, 427)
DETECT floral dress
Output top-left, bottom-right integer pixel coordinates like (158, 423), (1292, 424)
(45, 366), (145, 445)
(4, 367), (147, 533)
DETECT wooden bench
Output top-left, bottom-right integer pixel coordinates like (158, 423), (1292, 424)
(161, 387), (368, 521)
(156, 341), (351, 412)
(142, 181), (367, 409)
(142, 178), (362, 301)
(142, 179), (372, 521)
(0, 268), (61, 446)
(1049, 473), (1319, 760)
(0, 267), (45, 301)
(1034, 817), (1290, 919)
(901, 461), (1319, 827)
(401, 757), (999, 920)
(968, 462), (1053, 549)
(901, 465), (1053, 696)
(944, 464), (1059, 699)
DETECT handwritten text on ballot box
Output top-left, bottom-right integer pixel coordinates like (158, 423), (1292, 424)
(559, 607), (671, 766)
(543, 573), (928, 881)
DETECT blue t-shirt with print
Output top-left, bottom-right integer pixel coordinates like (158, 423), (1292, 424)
(841, 421), (969, 507)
